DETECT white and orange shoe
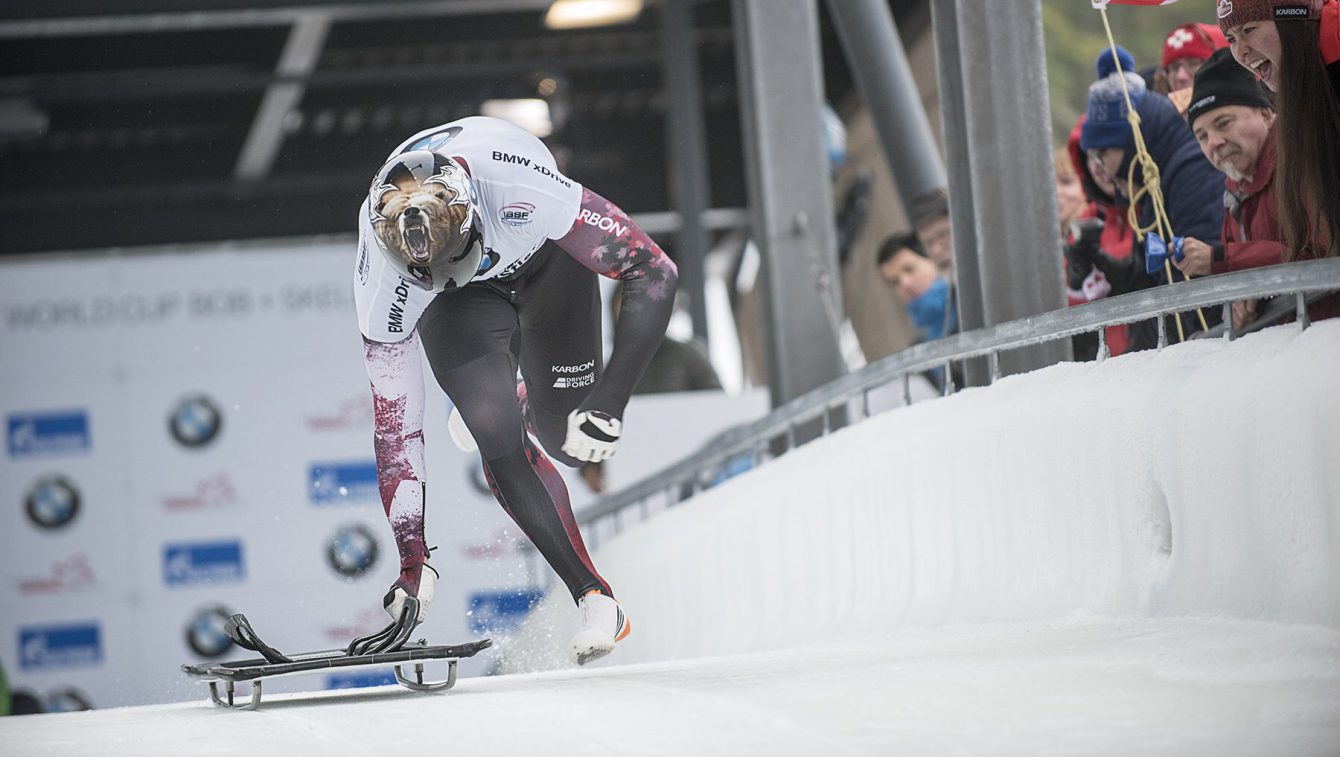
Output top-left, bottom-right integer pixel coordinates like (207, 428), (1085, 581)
(571, 591), (631, 665)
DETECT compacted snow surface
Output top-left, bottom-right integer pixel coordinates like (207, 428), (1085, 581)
(5, 322), (1339, 755)
(4, 618), (1339, 756)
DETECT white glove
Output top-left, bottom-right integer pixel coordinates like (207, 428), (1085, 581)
(384, 560), (436, 624)
(562, 409), (622, 463)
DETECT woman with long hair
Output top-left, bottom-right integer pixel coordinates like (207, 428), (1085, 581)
(1219, 0), (1340, 259)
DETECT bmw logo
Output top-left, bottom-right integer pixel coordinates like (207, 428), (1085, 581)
(327, 523), (379, 578)
(169, 395), (223, 448)
(185, 604), (236, 658)
(25, 475), (80, 530)
(45, 688), (94, 713)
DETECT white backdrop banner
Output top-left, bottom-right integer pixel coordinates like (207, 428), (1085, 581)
(0, 240), (766, 709)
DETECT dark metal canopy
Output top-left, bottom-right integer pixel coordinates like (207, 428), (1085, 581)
(0, 0), (928, 256)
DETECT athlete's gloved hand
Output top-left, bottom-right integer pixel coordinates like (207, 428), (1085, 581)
(384, 557), (437, 624)
(563, 409), (622, 463)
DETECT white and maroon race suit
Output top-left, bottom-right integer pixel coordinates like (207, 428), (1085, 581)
(354, 116), (678, 604)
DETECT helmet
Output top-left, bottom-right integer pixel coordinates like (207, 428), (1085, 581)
(367, 150), (483, 293)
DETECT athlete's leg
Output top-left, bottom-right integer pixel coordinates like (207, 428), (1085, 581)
(515, 248), (605, 468)
(419, 281), (610, 602)
(508, 247), (613, 602)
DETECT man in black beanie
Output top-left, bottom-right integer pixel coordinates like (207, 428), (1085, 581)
(1176, 47), (1283, 309)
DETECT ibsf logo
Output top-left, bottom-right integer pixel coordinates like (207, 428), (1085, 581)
(499, 202), (536, 227)
(7, 411), (91, 458)
(24, 475), (81, 530)
(168, 395), (223, 448)
(163, 540), (245, 587)
(309, 461), (379, 505)
(18, 622), (103, 671)
(185, 604), (236, 658)
(327, 523), (380, 578)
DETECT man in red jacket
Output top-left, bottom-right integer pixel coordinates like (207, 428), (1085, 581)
(1178, 48), (1281, 327)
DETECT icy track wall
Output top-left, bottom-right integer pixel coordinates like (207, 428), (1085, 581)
(510, 321), (1340, 668)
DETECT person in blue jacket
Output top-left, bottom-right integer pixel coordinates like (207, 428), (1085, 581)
(1073, 46), (1226, 347)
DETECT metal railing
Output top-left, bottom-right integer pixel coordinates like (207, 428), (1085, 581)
(576, 259), (1340, 539)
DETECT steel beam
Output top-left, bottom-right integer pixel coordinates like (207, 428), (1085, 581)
(732, 0), (845, 406)
(931, 0), (1069, 381)
(235, 13), (329, 182)
(825, 0), (945, 214)
(661, 0), (711, 341)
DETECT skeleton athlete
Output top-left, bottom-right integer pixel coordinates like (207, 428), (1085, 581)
(354, 116), (677, 664)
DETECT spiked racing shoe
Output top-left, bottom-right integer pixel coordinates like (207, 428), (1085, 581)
(571, 591), (631, 666)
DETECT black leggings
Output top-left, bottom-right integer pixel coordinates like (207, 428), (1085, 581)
(417, 247), (610, 602)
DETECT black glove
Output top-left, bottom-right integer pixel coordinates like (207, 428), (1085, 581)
(1063, 218), (1103, 292)
(1066, 217), (1104, 251)
(1064, 246), (1092, 291)
(1065, 218), (1148, 295)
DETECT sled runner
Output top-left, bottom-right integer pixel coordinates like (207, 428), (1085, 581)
(181, 598), (491, 710)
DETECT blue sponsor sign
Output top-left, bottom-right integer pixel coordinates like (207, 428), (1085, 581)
(308, 461), (379, 505)
(326, 669), (397, 690)
(163, 540), (245, 587)
(7, 411), (91, 458)
(468, 589), (545, 635)
(19, 622), (103, 671)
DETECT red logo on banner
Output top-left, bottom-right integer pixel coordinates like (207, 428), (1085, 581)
(462, 529), (530, 560)
(306, 395), (373, 432)
(18, 554), (96, 595)
(322, 607), (388, 644)
(162, 473), (239, 511)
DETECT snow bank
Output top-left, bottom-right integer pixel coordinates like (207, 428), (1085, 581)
(508, 321), (1340, 669)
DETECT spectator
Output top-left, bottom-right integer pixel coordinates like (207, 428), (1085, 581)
(1156, 22), (1229, 94)
(909, 188), (954, 278)
(1077, 45), (1226, 345)
(1186, 45), (1340, 326)
(1180, 49), (1282, 276)
(878, 232), (958, 340)
(877, 232), (959, 388)
(1180, 48), (1288, 329)
(1055, 146), (1088, 231)
(1220, 0), (1340, 259)
(1060, 128), (1135, 359)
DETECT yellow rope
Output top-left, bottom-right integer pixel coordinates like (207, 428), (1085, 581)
(1095, 6), (1209, 339)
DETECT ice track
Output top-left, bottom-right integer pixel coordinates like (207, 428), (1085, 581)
(5, 321), (1340, 755)
(3, 618), (1338, 756)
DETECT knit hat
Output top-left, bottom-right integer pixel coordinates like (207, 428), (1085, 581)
(1186, 47), (1274, 128)
(1162, 23), (1229, 68)
(1080, 46), (1148, 152)
(1217, 0), (1323, 35)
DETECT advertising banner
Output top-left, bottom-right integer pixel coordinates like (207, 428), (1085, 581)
(1, 240), (766, 708)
